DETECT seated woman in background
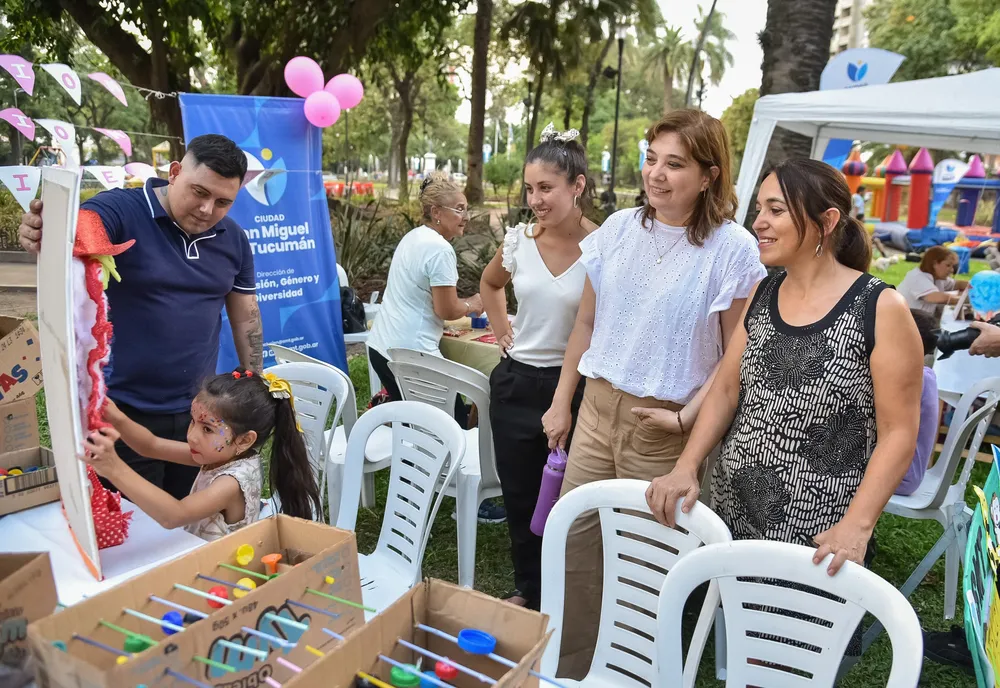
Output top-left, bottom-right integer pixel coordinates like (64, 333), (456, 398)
(896, 310), (941, 496)
(898, 246), (968, 315)
(367, 172), (483, 427)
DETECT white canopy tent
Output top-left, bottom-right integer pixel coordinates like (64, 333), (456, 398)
(735, 68), (1000, 225)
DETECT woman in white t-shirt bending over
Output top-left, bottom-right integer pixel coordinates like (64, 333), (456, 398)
(897, 246), (968, 316)
(479, 124), (598, 611)
(541, 109), (766, 677)
(367, 173), (483, 424)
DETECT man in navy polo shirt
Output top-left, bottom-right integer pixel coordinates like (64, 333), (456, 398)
(19, 134), (263, 499)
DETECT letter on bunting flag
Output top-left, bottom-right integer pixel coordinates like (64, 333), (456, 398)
(0, 166), (41, 211)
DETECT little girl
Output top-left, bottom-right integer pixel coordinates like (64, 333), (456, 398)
(83, 370), (322, 541)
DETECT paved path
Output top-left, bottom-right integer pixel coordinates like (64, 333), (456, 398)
(0, 263), (35, 290)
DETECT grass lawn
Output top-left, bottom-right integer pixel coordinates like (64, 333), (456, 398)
(25, 258), (990, 686)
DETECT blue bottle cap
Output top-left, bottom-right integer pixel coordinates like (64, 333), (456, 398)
(52, 640), (67, 651)
(162, 610), (184, 635)
(456, 628), (496, 655)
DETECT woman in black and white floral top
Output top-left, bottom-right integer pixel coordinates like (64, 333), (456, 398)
(646, 159), (922, 581)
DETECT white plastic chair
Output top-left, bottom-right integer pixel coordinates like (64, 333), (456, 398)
(387, 347), (501, 589)
(883, 376), (1000, 621)
(538, 478), (732, 688)
(268, 344), (392, 515)
(257, 361), (351, 523)
(333, 401), (465, 619)
(656, 541), (923, 688)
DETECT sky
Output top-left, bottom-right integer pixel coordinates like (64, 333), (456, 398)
(657, 0), (768, 117)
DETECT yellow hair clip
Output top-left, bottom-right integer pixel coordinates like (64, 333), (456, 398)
(262, 372), (302, 431)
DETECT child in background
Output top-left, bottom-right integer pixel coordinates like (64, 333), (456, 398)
(896, 310), (940, 496)
(83, 370), (322, 540)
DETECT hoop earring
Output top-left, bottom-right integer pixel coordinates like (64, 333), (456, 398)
(573, 195), (579, 208)
(815, 242), (824, 258)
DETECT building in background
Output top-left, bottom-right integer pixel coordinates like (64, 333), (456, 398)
(830, 0), (871, 56)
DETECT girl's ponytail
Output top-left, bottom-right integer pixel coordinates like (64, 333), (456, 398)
(269, 397), (322, 521)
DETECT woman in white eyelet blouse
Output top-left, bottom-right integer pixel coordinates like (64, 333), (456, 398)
(541, 109), (766, 678)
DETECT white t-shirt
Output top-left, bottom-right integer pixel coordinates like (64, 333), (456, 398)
(897, 267), (954, 314)
(578, 209), (766, 403)
(501, 223), (587, 368)
(368, 225), (458, 357)
(852, 193), (866, 217)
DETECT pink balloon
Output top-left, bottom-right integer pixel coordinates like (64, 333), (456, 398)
(303, 91), (341, 127)
(284, 56), (324, 98)
(324, 74), (364, 110)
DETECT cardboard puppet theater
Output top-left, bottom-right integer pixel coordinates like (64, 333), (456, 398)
(36, 168), (136, 580)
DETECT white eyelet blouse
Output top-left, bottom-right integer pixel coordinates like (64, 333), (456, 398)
(578, 208), (766, 403)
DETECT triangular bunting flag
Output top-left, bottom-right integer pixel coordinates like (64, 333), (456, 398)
(0, 166), (41, 212)
(84, 166), (126, 190)
(0, 55), (34, 95)
(0, 108), (34, 140)
(35, 119), (80, 169)
(123, 162), (157, 182)
(87, 73), (128, 107)
(40, 63), (82, 105)
(93, 128), (132, 157)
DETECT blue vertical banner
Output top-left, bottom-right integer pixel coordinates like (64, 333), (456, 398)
(179, 93), (347, 373)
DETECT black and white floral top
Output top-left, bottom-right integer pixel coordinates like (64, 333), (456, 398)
(712, 271), (888, 545)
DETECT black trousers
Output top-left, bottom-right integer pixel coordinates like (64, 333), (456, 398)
(369, 347), (470, 428)
(489, 356), (584, 609)
(102, 400), (198, 500)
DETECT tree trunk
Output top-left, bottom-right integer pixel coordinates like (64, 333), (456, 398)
(392, 71), (419, 201)
(464, 0), (492, 205)
(663, 62), (674, 115)
(581, 34), (614, 152)
(684, 0), (718, 107)
(526, 68), (546, 152)
(759, 0), (837, 163)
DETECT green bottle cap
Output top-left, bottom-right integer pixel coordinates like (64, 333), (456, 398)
(389, 664), (422, 687)
(123, 635), (154, 653)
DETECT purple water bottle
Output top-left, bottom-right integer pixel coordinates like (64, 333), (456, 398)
(530, 448), (568, 536)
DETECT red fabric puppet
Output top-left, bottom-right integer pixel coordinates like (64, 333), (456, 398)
(74, 209), (135, 548)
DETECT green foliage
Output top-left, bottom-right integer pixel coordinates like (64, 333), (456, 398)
(0, 189), (23, 251)
(330, 202), (407, 286)
(864, 0), (997, 80)
(720, 88), (759, 176)
(484, 157), (522, 202)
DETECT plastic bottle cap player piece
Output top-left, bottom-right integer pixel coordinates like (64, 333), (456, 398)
(434, 661), (458, 681)
(389, 664), (422, 687)
(233, 577), (257, 599)
(261, 553), (282, 575)
(456, 629), (496, 655)
(207, 585), (229, 608)
(123, 635), (153, 653)
(8, 468), (22, 476)
(162, 611), (184, 635)
(236, 544), (254, 566)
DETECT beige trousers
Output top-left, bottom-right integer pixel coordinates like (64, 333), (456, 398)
(556, 376), (687, 679)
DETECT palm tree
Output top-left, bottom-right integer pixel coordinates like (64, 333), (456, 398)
(685, 4), (735, 106)
(759, 0), (837, 161)
(644, 25), (690, 114)
(502, 0), (564, 151)
(464, 0), (493, 205)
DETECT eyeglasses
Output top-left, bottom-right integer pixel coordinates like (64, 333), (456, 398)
(442, 206), (469, 218)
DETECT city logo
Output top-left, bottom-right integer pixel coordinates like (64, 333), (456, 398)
(243, 148), (288, 207)
(846, 61), (868, 82)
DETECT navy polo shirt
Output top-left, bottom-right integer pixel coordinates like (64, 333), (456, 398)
(82, 177), (255, 414)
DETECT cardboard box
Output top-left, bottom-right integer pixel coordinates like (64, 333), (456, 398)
(28, 516), (364, 688)
(0, 553), (57, 688)
(287, 579), (552, 688)
(0, 446), (58, 516)
(0, 317), (43, 405)
(0, 397), (38, 453)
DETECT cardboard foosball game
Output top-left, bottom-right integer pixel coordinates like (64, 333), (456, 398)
(28, 515), (363, 688)
(0, 552), (57, 688)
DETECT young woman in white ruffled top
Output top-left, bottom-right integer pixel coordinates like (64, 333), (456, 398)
(479, 124), (598, 611)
